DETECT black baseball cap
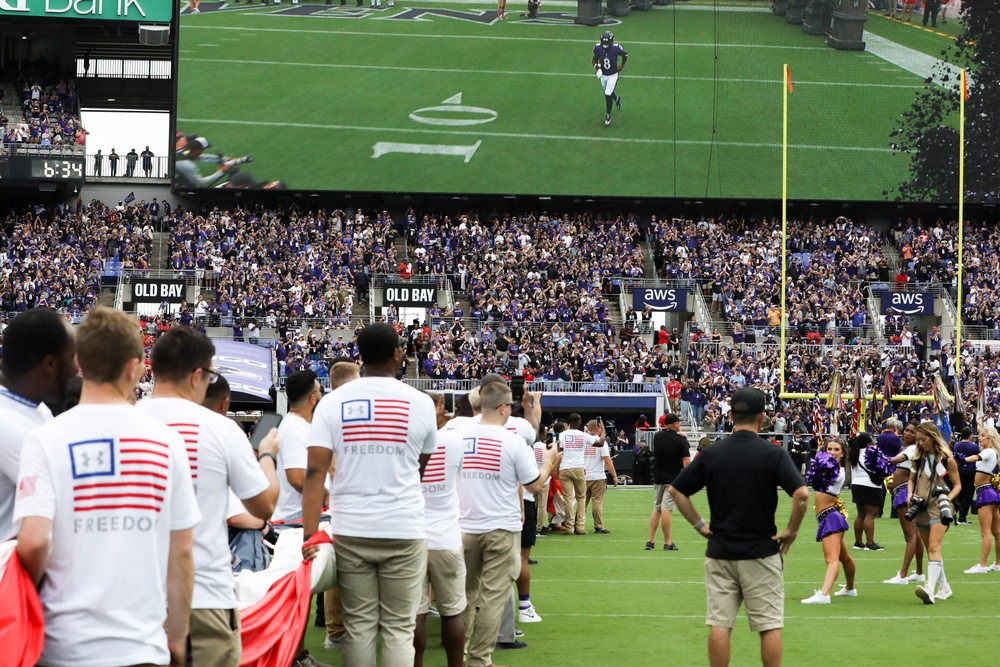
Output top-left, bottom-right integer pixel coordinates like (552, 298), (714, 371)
(663, 413), (680, 425)
(730, 388), (766, 417)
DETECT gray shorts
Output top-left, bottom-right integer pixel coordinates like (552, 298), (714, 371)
(653, 484), (676, 512)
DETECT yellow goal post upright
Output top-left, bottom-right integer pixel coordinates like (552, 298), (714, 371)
(774, 65), (946, 432)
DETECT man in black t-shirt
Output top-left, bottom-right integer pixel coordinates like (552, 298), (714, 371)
(669, 388), (808, 667)
(645, 414), (689, 551)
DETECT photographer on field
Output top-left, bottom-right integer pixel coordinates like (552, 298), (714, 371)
(907, 422), (961, 605)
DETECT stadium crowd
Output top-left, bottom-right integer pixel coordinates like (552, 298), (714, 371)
(1, 73), (86, 150)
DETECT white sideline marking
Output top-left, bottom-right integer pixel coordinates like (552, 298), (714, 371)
(372, 140), (482, 162)
(546, 612), (1000, 620)
(178, 116), (895, 153)
(180, 56), (919, 89)
(865, 32), (970, 89)
(182, 24), (830, 49)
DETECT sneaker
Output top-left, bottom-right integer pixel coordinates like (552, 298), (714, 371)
(514, 628), (524, 637)
(988, 563), (1000, 572)
(883, 572), (909, 584)
(907, 572), (926, 583)
(496, 640), (528, 650)
(965, 563), (990, 574)
(936, 585), (953, 600)
(914, 585), (935, 605)
(834, 585), (858, 597)
(956, 520), (972, 525)
(323, 635), (344, 651)
(595, 528), (611, 534)
(605, 115), (611, 126)
(866, 543), (885, 551)
(518, 604), (543, 623)
(663, 543), (679, 551)
(801, 590), (831, 604)
(615, 95), (622, 110)
(528, 558), (538, 565)
(426, 606), (440, 617)
(853, 541), (865, 550)
(645, 541), (655, 550)
(294, 653), (333, 667)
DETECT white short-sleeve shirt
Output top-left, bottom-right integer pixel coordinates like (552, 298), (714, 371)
(421, 428), (464, 551)
(274, 412), (310, 522)
(14, 405), (201, 667)
(559, 428), (598, 470)
(307, 377), (436, 539)
(456, 422), (540, 534)
(0, 389), (52, 541)
(585, 443), (611, 481)
(137, 397), (269, 609)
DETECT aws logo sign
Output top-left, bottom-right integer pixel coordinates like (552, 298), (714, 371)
(634, 288), (687, 312)
(881, 291), (934, 315)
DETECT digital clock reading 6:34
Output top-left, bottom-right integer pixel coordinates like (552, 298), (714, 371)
(30, 158), (85, 179)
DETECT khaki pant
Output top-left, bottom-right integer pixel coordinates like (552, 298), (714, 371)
(190, 608), (240, 667)
(534, 484), (547, 532)
(585, 479), (607, 530)
(334, 535), (427, 667)
(324, 587), (345, 639)
(462, 530), (519, 667)
(559, 467), (587, 533)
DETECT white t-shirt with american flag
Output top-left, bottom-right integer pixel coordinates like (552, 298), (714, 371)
(421, 428), (464, 551)
(14, 404), (201, 667)
(137, 397), (269, 610)
(471, 412), (536, 446)
(456, 422), (540, 534)
(308, 376), (437, 539)
(559, 428), (598, 470)
(585, 443), (611, 481)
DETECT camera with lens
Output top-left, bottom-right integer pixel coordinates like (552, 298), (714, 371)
(904, 496), (927, 522)
(931, 486), (954, 526)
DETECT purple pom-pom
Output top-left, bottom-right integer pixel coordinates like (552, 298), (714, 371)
(864, 446), (895, 479)
(806, 451), (840, 493)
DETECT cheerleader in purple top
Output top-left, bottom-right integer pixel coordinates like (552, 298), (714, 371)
(959, 425), (1000, 574)
(802, 437), (858, 604)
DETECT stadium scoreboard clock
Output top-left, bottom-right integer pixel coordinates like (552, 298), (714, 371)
(3, 155), (86, 181)
(30, 157), (85, 180)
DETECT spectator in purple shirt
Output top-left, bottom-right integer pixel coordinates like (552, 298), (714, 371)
(952, 427), (980, 524)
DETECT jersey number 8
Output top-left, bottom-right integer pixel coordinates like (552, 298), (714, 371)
(603, 58), (612, 71)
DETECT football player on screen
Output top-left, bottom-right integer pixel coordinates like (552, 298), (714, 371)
(592, 31), (628, 127)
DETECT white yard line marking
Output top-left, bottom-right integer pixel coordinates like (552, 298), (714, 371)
(180, 56), (918, 89)
(177, 116), (895, 153)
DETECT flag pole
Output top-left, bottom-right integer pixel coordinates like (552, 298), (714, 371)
(780, 64), (790, 399)
(955, 68), (966, 380)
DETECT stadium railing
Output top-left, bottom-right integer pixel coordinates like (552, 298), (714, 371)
(86, 153), (170, 179)
(2, 143), (84, 155)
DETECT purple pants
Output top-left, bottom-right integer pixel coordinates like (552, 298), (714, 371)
(816, 506), (849, 541)
(975, 484), (1000, 510)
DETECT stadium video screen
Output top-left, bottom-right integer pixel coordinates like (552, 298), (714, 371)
(174, 1), (991, 202)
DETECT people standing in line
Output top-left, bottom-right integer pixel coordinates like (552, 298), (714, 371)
(455, 381), (559, 667)
(957, 425), (1000, 574)
(108, 148), (120, 176)
(302, 323), (437, 667)
(923, 0), (941, 27)
(0, 309), (76, 542)
(15, 306), (201, 667)
(952, 427), (979, 524)
(126, 148), (139, 177)
(849, 432), (885, 551)
(669, 388), (808, 667)
(137, 326), (280, 666)
(414, 394), (466, 667)
(909, 422), (961, 605)
(141, 145), (155, 176)
(558, 412), (605, 535)
(646, 413), (689, 551)
(801, 437), (858, 604)
(884, 420), (927, 584)
(584, 419), (618, 534)
(93, 148), (103, 176)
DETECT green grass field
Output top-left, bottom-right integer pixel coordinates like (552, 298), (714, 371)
(301, 487), (1000, 666)
(176, 2), (960, 200)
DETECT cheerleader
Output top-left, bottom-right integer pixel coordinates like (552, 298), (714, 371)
(959, 425), (1000, 574)
(884, 421), (926, 584)
(909, 422), (961, 604)
(802, 437), (857, 604)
